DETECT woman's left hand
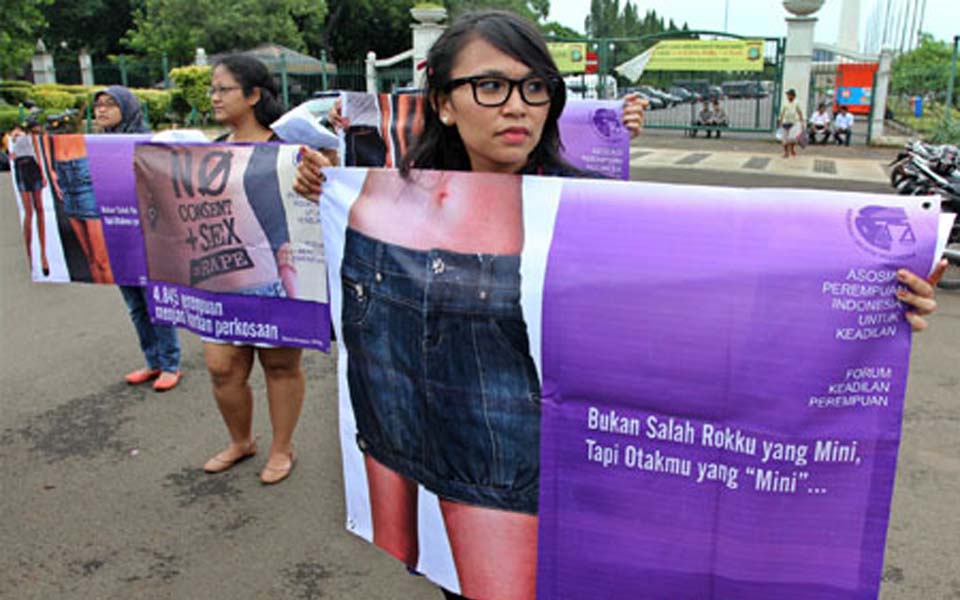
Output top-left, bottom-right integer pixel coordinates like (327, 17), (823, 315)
(898, 259), (948, 331)
(622, 93), (647, 139)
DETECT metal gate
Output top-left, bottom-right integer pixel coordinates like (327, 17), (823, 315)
(547, 32), (785, 134)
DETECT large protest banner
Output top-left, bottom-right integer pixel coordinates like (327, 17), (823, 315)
(321, 167), (942, 600)
(334, 92), (630, 179)
(134, 142), (330, 350)
(9, 133), (151, 284)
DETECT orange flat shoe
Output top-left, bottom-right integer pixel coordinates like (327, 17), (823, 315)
(153, 371), (181, 392)
(125, 368), (161, 385)
(260, 451), (295, 485)
(203, 441), (258, 473)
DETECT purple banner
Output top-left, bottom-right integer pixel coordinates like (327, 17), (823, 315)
(537, 183), (938, 599)
(322, 168), (940, 600)
(9, 133), (149, 284)
(145, 281), (329, 350)
(88, 134), (153, 285)
(135, 142), (330, 351)
(556, 100), (630, 179)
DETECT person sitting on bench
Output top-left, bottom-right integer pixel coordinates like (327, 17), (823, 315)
(692, 101), (713, 138)
(808, 103), (832, 144)
(833, 105), (854, 146)
(710, 99), (728, 138)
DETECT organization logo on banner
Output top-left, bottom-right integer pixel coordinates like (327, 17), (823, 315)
(847, 205), (917, 259)
(590, 107), (626, 140)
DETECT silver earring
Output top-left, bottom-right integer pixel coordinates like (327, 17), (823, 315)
(440, 115), (450, 125)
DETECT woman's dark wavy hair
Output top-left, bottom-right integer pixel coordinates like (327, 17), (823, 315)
(400, 10), (573, 176)
(213, 54), (284, 129)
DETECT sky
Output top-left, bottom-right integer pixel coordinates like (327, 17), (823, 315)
(551, 0), (958, 49)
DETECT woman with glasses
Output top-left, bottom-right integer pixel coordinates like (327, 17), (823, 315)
(93, 85), (182, 391)
(297, 10), (643, 600)
(295, 9), (943, 600)
(199, 55), (305, 485)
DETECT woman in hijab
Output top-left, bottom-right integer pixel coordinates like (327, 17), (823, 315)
(94, 86), (182, 391)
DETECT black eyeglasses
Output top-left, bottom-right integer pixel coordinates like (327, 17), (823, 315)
(445, 75), (554, 107)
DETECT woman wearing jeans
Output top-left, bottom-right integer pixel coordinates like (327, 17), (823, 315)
(94, 85), (182, 391)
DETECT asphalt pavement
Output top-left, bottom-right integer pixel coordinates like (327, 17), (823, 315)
(1, 154), (958, 600)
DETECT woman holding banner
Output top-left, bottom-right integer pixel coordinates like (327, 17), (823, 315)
(94, 85), (183, 392)
(199, 55), (305, 486)
(295, 10), (945, 600)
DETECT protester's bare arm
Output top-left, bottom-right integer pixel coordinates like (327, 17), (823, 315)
(326, 98), (350, 132)
(293, 147), (334, 201)
(898, 260), (947, 331)
(622, 93), (647, 139)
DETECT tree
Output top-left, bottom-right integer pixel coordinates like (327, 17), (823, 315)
(529, 0), (550, 22)
(124, 0), (328, 64)
(0, 0), (51, 78)
(42, 0), (134, 59)
(445, 0), (539, 21)
(892, 33), (955, 100)
(322, 0), (416, 64)
(540, 21), (581, 39)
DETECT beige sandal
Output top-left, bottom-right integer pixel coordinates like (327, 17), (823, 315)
(260, 450), (295, 485)
(203, 441), (257, 473)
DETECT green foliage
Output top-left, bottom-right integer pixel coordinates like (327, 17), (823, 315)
(323, 0), (417, 63)
(585, 0), (683, 39)
(169, 65), (212, 116)
(0, 0), (52, 78)
(930, 118), (960, 145)
(0, 108), (24, 131)
(131, 88), (173, 122)
(42, 0), (134, 62)
(0, 81), (35, 105)
(892, 34), (955, 95)
(444, 0), (537, 21)
(540, 21), (581, 39)
(31, 89), (76, 111)
(34, 83), (90, 94)
(124, 0), (328, 64)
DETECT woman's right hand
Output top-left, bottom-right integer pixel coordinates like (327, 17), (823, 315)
(293, 146), (334, 201)
(325, 98), (350, 132)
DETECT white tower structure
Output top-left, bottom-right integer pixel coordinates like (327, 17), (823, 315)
(837, 0), (861, 53)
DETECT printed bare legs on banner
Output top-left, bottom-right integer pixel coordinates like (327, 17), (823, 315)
(340, 169), (539, 600)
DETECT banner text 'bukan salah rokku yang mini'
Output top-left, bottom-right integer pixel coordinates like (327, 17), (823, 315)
(133, 142), (330, 350)
(319, 166), (947, 600)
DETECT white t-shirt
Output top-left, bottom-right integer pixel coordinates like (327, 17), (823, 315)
(810, 111), (831, 127)
(10, 134), (37, 159)
(834, 112), (855, 130)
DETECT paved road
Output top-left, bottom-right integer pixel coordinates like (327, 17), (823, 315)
(1, 167), (957, 599)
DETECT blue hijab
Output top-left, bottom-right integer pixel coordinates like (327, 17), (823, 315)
(95, 85), (150, 134)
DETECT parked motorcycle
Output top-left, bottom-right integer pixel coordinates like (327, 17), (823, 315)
(889, 141), (960, 290)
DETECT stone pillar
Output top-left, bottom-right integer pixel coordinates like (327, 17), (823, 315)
(79, 49), (94, 86)
(31, 39), (56, 84)
(869, 47), (893, 143)
(783, 18), (817, 114)
(781, 0), (824, 115)
(195, 48), (208, 66)
(410, 6), (447, 88)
